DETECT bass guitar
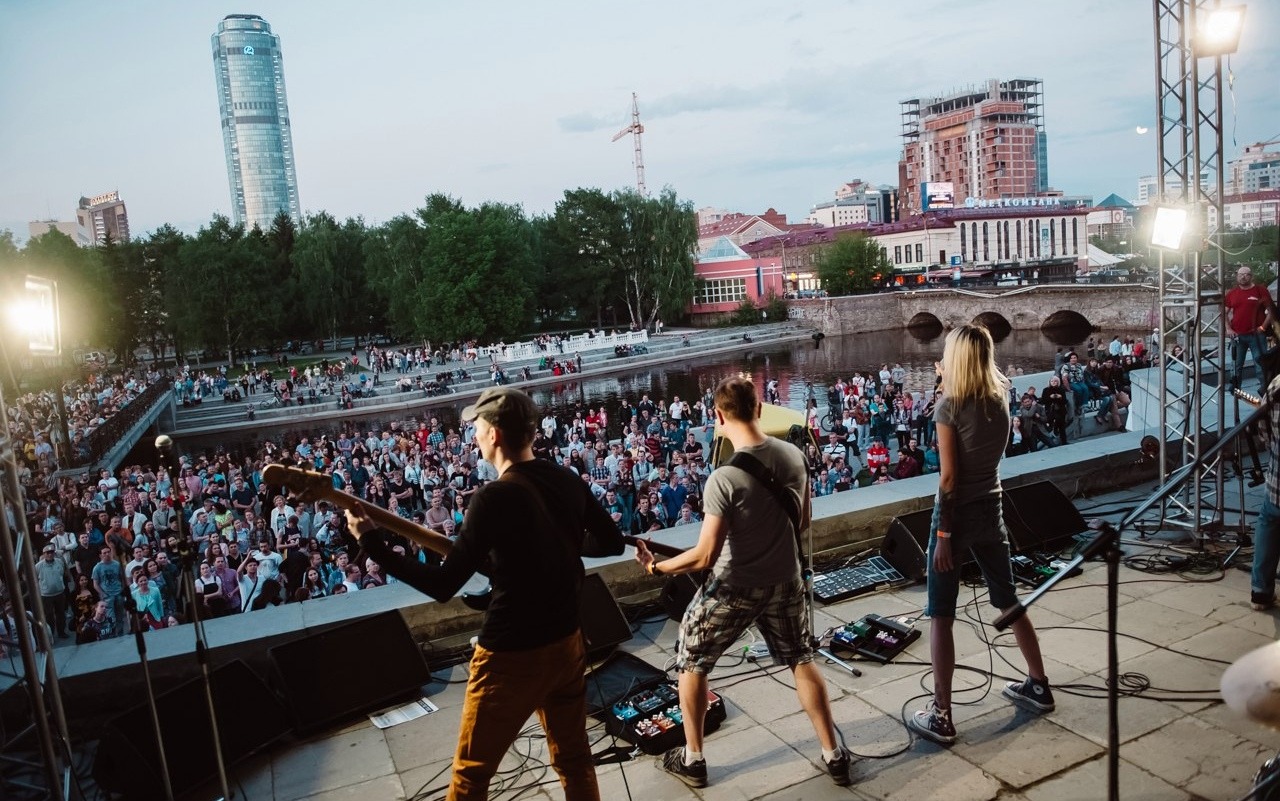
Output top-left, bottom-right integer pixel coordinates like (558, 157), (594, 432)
(262, 463), (455, 559)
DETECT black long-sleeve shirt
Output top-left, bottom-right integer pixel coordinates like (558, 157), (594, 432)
(362, 458), (624, 651)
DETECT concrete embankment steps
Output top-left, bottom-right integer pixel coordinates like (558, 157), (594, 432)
(171, 323), (815, 435)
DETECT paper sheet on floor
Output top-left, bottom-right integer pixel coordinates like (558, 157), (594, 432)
(369, 697), (439, 729)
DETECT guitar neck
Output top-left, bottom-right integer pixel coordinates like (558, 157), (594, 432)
(316, 487), (454, 559)
(622, 534), (687, 559)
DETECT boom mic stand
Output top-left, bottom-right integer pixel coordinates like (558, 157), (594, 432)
(155, 435), (233, 801)
(123, 590), (173, 801)
(995, 391), (1271, 801)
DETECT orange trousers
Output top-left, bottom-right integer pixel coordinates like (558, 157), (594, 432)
(449, 630), (599, 801)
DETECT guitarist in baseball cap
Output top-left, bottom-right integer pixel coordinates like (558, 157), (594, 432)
(345, 387), (623, 801)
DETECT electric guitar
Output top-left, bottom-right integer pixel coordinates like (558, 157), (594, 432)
(262, 464), (455, 559)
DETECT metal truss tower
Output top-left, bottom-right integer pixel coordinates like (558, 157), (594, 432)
(1152, 0), (1229, 536)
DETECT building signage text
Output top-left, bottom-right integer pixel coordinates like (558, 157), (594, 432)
(964, 196), (1061, 209)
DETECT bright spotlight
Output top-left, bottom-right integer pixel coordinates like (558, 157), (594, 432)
(10, 276), (61, 355)
(1149, 206), (1190, 251)
(1195, 5), (1245, 56)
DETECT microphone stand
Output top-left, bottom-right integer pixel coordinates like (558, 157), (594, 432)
(156, 435), (233, 801)
(994, 392), (1271, 801)
(124, 590), (174, 801)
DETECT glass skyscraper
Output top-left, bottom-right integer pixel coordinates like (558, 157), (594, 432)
(211, 14), (301, 230)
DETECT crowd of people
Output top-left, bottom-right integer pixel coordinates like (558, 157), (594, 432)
(3, 327), (1164, 653)
(7, 366), (169, 479)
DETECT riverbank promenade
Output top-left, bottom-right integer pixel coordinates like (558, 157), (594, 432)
(178, 473), (1275, 801)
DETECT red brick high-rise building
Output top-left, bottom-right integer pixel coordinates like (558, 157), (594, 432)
(898, 78), (1048, 215)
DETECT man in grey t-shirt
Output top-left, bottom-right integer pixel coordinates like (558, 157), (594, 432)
(633, 377), (849, 788)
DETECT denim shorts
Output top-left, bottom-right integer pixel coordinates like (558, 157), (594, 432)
(676, 577), (812, 674)
(924, 495), (1018, 618)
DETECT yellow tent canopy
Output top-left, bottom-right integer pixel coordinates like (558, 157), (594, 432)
(709, 403), (815, 467)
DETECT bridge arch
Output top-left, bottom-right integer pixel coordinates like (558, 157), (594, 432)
(907, 312), (942, 329)
(972, 311), (1011, 339)
(1042, 309), (1092, 330)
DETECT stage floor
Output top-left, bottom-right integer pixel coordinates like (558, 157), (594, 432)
(175, 477), (1279, 801)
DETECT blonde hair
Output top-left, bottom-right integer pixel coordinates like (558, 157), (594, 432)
(940, 324), (1008, 405)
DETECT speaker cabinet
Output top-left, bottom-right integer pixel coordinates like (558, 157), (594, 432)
(880, 514), (929, 582)
(579, 572), (633, 662)
(1002, 481), (1086, 554)
(93, 659), (289, 800)
(269, 610), (431, 735)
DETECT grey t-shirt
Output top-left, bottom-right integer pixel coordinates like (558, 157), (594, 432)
(934, 395), (1008, 505)
(704, 437), (804, 587)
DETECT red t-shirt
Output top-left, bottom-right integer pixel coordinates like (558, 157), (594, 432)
(1225, 284), (1271, 335)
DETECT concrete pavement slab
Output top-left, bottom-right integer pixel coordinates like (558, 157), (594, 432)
(1122, 714), (1272, 800)
(949, 708), (1103, 788)
(270, 724), (396, 801)
(1020, 754), (1193, 801)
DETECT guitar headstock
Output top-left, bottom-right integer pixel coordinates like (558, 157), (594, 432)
(262, 463), (332, 503)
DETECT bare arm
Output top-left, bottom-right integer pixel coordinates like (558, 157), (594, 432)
(933, 422), (959, 573)
(634, 513), (727, 575)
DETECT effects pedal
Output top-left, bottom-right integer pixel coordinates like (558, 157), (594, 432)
(829, 614), (920, 663)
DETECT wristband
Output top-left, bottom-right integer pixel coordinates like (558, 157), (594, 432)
(649, 561), (662, 576)
(935, 531), (951, 540)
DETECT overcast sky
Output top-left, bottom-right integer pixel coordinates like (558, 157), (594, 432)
(2, 0), (1277, 242)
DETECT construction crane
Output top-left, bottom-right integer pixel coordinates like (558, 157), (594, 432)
(611, 92), (648, 196)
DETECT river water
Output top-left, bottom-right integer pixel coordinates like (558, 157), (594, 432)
(175, 322), (1144, 460)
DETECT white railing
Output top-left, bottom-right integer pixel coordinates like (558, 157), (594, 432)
(479, 330), (649, 364)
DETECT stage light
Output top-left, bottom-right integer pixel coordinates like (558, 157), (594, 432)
(8, 276), (61, 355)
(1149, 206), (1190, 251)
(1195, 5), (1245, 57)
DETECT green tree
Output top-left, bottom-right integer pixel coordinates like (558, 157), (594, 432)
(141, 225), (187, 362)
(293, 213), (375, 347)
(366, 195), (537, 343)
(816, 233), (891, 295)
(546, 188), (626, 326)
(167, 215), (278, 366)
(365, 213), (430, 340)
(613, 187), (697, 328)
(97, 234), (144, 362)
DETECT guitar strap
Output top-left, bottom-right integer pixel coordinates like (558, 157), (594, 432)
(726, 451), (806, 568)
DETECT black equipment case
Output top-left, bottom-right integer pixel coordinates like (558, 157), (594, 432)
(585, 651), (727, 755)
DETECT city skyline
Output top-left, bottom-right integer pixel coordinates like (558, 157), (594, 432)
(1, 0), (1276, 243)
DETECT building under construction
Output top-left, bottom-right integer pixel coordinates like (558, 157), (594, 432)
(898, 77), (1048, 215)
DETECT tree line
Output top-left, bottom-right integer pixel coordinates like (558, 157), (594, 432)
(0, 188), (698, 367)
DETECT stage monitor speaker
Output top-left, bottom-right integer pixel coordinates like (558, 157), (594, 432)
(880, 513), (929, 582)
(92, 658), (289, 800)
(1003, 481), (1087, 554)
(269, 610), (430, 735)
(580, 571), (633, 662)
(882, 497), (1038, 579)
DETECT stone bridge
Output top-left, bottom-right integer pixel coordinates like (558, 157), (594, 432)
(788, 283), (1160, 336)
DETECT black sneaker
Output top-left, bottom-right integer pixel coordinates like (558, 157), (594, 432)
(907, 702), (957, 745)
(1252, 592), (1275, 612)
(1003, 677), (1055, 712)
(661, 746), (707, 788)
(823, 748), (852, 786)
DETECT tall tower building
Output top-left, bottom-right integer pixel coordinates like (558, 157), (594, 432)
(211, 14), (301, 230)
(898, 78), (1047, 215)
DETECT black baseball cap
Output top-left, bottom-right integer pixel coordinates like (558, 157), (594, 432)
(461, 388), (538, 438)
